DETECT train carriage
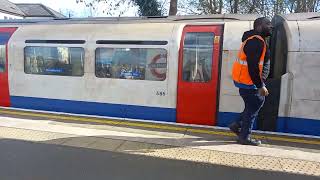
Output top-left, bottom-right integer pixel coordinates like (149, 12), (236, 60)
(0, 13), (319, 136)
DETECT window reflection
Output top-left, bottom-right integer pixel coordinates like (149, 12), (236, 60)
(95, 48), (167, 81)
(182, 32), (214, 83)
(24, 46), (84, 76)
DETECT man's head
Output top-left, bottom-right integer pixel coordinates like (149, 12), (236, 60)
(254, 17), (273, 37)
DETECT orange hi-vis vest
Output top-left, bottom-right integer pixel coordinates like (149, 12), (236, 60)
(232, 35), (267, 89)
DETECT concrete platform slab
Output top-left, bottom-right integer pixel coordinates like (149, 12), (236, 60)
(86, 138), (125, 151)
(62, 136), (98, 148)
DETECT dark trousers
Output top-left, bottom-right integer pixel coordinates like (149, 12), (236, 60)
(235, 88), (265, 139)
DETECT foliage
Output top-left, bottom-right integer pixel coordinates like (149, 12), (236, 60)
(77, 0), (320, 17)
(76, 0), (165, 16)
(179, 0), (320, 17)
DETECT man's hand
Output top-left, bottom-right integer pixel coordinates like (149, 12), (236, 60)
(258, 86), (269, 96)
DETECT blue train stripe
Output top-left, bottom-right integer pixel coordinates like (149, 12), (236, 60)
(277, 117), (320, 136)
(218, 112), (320, 136)
(217, 112), (240, 127)
(10, 96), (176, 122)
(9, 96), (320, 136)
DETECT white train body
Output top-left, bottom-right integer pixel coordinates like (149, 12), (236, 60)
(0, 13), (319, 136)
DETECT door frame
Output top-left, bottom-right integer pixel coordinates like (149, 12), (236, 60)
(0, 27), (17, 107)
(176, 24), (224, 126)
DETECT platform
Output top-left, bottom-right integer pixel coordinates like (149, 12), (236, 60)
(0, 108), (319, 178)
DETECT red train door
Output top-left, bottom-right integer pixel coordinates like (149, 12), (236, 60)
(0, 27), (16, 107)
(177, 25), (223, 126)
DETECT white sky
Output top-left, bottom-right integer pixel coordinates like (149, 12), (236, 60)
(10, 0), (139, 17)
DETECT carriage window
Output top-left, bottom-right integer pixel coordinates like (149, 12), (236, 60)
(24, 46), (84, 76)
(182, 32), (214, 82)
(0, 45), (5, 72)
(95, 48), (167, 81)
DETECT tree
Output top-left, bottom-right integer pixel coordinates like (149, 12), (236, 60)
(169, 0), (178, 15)
(180, 0), (320, 17)
(288, 0), (319, 13)
(76, 0), (165, 16)
(179, 0), (223, 14)
(77, 0), (320, 18)
(234, 0), (239, 13)
(134, 0), (163, 16)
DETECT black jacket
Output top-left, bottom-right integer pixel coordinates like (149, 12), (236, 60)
(242, 30), (270, 88)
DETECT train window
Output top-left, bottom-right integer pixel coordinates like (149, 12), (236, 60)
(95, 48), (167, 81)
(182, 32), (214, 83)
(24, 46), (84, 76)
(0, 45), (5, 72)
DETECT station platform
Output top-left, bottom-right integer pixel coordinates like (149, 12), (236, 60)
(0, 107), (319, 178)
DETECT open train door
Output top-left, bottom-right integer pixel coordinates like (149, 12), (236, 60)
(0, 27), (16, 107)
(177, 25), (223, 126)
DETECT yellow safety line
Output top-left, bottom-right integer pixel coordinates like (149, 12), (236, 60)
(0, 109), (319, 145)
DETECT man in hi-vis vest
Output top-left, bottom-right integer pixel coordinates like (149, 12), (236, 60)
(229, 17), (273, 146)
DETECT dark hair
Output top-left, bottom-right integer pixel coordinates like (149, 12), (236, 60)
(254, 17), (268, 30)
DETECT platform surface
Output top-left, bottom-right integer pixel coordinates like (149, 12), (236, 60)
(0, 108), (319, 179)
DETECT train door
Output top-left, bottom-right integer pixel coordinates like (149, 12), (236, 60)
(0, 28), (16, 107)
(177, 25), (223, 126)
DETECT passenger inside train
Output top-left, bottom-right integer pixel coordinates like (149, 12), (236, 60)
(183, 53), (210, 82)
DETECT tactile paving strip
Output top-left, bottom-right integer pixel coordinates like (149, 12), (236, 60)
(209, 151), (244, 167)
(0, 126), (78, 141)
(279, 158), (320, 176)
(153, 147), (211, 163)
(243, 155), (282, 171)
(144, 146), (182, 159)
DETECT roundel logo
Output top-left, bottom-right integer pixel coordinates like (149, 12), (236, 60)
(148, 54), (167, 80)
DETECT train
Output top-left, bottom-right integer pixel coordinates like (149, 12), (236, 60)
(0, 13), (319, 136)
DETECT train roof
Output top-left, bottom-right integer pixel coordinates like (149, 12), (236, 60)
(0, 14), (261, 25)
(277, 12), (320, 21)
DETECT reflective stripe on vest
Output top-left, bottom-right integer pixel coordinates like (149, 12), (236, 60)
(236, 59), (264, 66)
(232, 35), (266, 86)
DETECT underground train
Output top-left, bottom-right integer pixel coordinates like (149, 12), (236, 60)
(0, 13), (319, 136)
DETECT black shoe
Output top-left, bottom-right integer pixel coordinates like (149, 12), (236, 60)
(237, 137), (262, 146)
(228, 122), (240, 136)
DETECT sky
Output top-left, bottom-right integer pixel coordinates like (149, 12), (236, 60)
(10, 0), (139, 17)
